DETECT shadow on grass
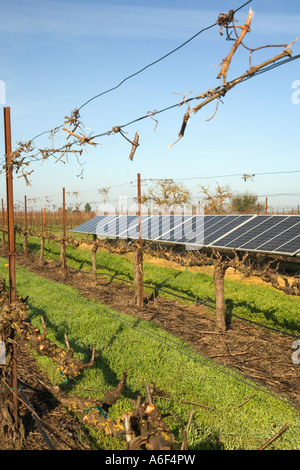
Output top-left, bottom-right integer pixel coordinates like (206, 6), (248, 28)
(16, 235), (214, 306)
(192, 432), (225, 450)
(225, 298), (300, 336)
(26, 301), (140, 403)
(17, 236), (300, 337)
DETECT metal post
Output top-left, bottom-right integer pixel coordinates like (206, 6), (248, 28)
(62, 187), (66, 276)
(24, 196), (27, 231)
(4, 107), (16, 302)
(136, 174), (144, 306)
(137, 173), (142, 247)
(3, 106), (18, 421)
(43, 207), (46, 232)
(63, 187), (66, 239)
(1, 198), (6, 251)
(23, 195), (29, 259)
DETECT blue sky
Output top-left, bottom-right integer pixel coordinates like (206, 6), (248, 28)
(0, 0), (299, 212)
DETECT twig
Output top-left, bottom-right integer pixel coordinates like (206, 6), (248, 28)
(111, 127), (139, 160)
(167, 92), (191, 149)
(258, 423), (290, 450)
(233, 394), (255, 409)
(193, 49), (293, 115)
(64, 333), (70, 351)
(155, 395), (215, 410)
(209, 350), (250, 358)
(147, 111), (159, 131)
(196, 330), (226, 335)
(62, 128), (97, 146)
(180, 407), (194, 450)
(217, 8), (254, 85)
(205, 97), (221, 121)
(129, 132), (140, 161)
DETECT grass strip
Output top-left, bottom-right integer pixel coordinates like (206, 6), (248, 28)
(1, 255), (300, 450)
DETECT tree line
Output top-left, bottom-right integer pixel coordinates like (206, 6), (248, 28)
(138, 179), (261, 214)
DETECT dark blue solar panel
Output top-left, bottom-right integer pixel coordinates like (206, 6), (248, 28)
(118, 215), (149, 238)
(71, 214), (300, 256)
(71, 215), (107, 234)
(235, 216), (290, 250)
(155, 215), (202, 244)
(204, 215), (254, 245)
(254, 219), (300, 254)
(96, 215), (126, 237)
(273, 234), (300, 255)
(209, 216), (273, 248)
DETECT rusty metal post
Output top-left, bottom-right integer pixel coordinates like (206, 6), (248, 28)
(43, 207), (46, 234)
(1, 198), (6, 251)
(4, 106), (18, 420)
(133, 173), (144, 307)
(61, 187), (67, 276)
(137, 173), (142, 247)
(23, 195), (29, 259)
(24, 196), (27, 231)
(4, 107), (16, 302)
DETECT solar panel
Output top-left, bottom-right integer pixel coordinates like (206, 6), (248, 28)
(94, 214), (124, 237)
(277, 234), (300, 256)
(117, 215), (149, 239)
(153, 215), (198, 243)
(71, 215), (107, 234)
(71, 214), (300, 257)
(204, 214), (255, 245)
(209, 215), (300, 255)
(251, 219), (300, 255)
(209, 215), (272, 248)
(115, 215), (198, 242)
(230, 216), (290, 251)
(151, 215), (254, 246)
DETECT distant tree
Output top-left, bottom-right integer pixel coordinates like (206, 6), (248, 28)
(199, 183), (233, 214)
(84, 202), (92, 213)
(141, 179), (191, 209)
(231, 192), (259, 213)
(73, 202), (82, 212)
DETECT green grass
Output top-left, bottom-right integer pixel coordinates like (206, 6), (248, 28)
(17, 233), (300, 337)
(1, 253), (300, 450)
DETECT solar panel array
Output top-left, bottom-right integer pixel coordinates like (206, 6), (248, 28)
(71, 214), (300, 257)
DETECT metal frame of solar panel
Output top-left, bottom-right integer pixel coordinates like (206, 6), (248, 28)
(71, 214), (300, 257)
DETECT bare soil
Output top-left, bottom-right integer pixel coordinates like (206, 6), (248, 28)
(2, 248), (300, 450)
